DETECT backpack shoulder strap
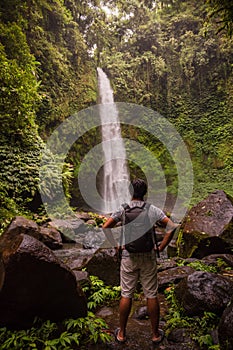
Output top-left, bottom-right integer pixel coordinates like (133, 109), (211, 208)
(121, 203), (130, 210)
(144, 202), (151, 210)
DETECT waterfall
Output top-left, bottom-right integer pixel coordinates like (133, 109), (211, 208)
(97, 67), (130, 213)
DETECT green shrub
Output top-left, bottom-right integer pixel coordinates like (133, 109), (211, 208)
(0, 313), (111, 350)
(165, 286), (220, 349)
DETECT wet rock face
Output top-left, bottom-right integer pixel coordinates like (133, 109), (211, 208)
(175, 271), (233, 316)
(178, 190), (233, 258)
(0, 233), (87, 328)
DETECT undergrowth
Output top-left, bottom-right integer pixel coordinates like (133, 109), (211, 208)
(164, 286), (220, 350)
(82, 274), (121, 310)
(0, 275), (120, 350)
(176, 259), (219, 273)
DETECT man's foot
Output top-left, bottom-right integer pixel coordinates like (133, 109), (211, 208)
(152, 329), (164, 344)
(114, 328), (127, 343)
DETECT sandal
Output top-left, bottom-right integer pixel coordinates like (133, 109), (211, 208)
(152, 329), (164, 344)
(114, 327), (127, 343)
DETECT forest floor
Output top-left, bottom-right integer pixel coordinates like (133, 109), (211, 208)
(88, 294), (169, 350)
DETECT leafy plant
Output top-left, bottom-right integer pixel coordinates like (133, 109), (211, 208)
(176, 259), (218, 273)
(83, 275), (121, 310)
(87, 212), (107, 227)
(0, 300), (113, 349)
(165, 286), (220, 349)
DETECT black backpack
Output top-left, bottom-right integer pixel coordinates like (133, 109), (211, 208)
(121, 202), (154, 253)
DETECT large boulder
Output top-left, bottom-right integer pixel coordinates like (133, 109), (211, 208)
(54, 247), (96, 271)
(55, 247), (120, 286)
(49, 217), (88, 243)
(85, 248), (120, 286)
(158, 265), (195, 290)
(5, 216), (63, 250)
(0, 231), (87, 328)
(178, 190), (233, 258)
(175, 271), (233, 316)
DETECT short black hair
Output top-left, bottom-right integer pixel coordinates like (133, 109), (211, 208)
(130, 178), (147, 199)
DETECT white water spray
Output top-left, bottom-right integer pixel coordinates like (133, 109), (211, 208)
(97, 67), (130, 213)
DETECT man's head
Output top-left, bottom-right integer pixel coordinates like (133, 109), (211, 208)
(130, 178), (147, 200)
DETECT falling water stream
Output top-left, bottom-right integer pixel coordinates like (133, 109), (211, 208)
(97, 68), (130, 213)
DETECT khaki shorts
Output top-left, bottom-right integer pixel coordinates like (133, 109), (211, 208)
(120, 251), (158, 298)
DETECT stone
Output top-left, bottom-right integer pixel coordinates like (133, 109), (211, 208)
(49, 217), (88, 243)
(5, 216), (40, 239)
(96, 306), (114, 318)
(83, 229), (106, 249)
(158, 266), (196, 290)
(38, 226), (63, 249)
(4, 216), (63, 250)
(85, 219), (97, 226)
(167, 328), (197, 347)
(54, 247), (96, 271)
(218, 297), (233, 350)
(175, 271), (233, 316)
(202, 253), (233, 269)
(157, 258), (179, 272)
(85, 248), (120, 286)
(132, 306), (148, 320)
(0, 232), (87, 328)
(75, 212), (92, 221)
(178, 190), (233, 258)
(72, 270), (91, 291)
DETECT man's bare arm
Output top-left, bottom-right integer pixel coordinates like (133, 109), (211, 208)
(102, 217), (118, 248)
(158, 217), (180, 252)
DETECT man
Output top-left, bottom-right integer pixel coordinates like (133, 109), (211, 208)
(103, 178), (179, 344)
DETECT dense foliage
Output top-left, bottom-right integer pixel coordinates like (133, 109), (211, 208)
(0, 0), (233, 223)
(206, 0), (233, 37)
(0, 0), (97, 228)
(97, 0), (233, 203)
(0, 2), (232, 349)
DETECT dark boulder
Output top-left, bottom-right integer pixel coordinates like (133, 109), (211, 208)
(85, 248), (120, 286)
(178, 190), (233, 258)
(132, 306), (148, 320)
(0, 232), (87, 328)
(54, 247), (96, 271)
(54, 247), (120, 285)
(39, 226), (63, 249)
(202, 253), (233, 269)
(158, 266), (195, 290)
(49, 217), (88, 243)
(218, 297), (233, 350)
(5, 216), (63, 249)
(157, 258), (178, 272)
(167, 328), (200, 349)
(175, 271), (233, 316)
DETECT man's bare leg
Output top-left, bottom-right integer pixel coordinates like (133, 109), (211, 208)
(147, 296), (161, 341)
(118, 296), (132, 340)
